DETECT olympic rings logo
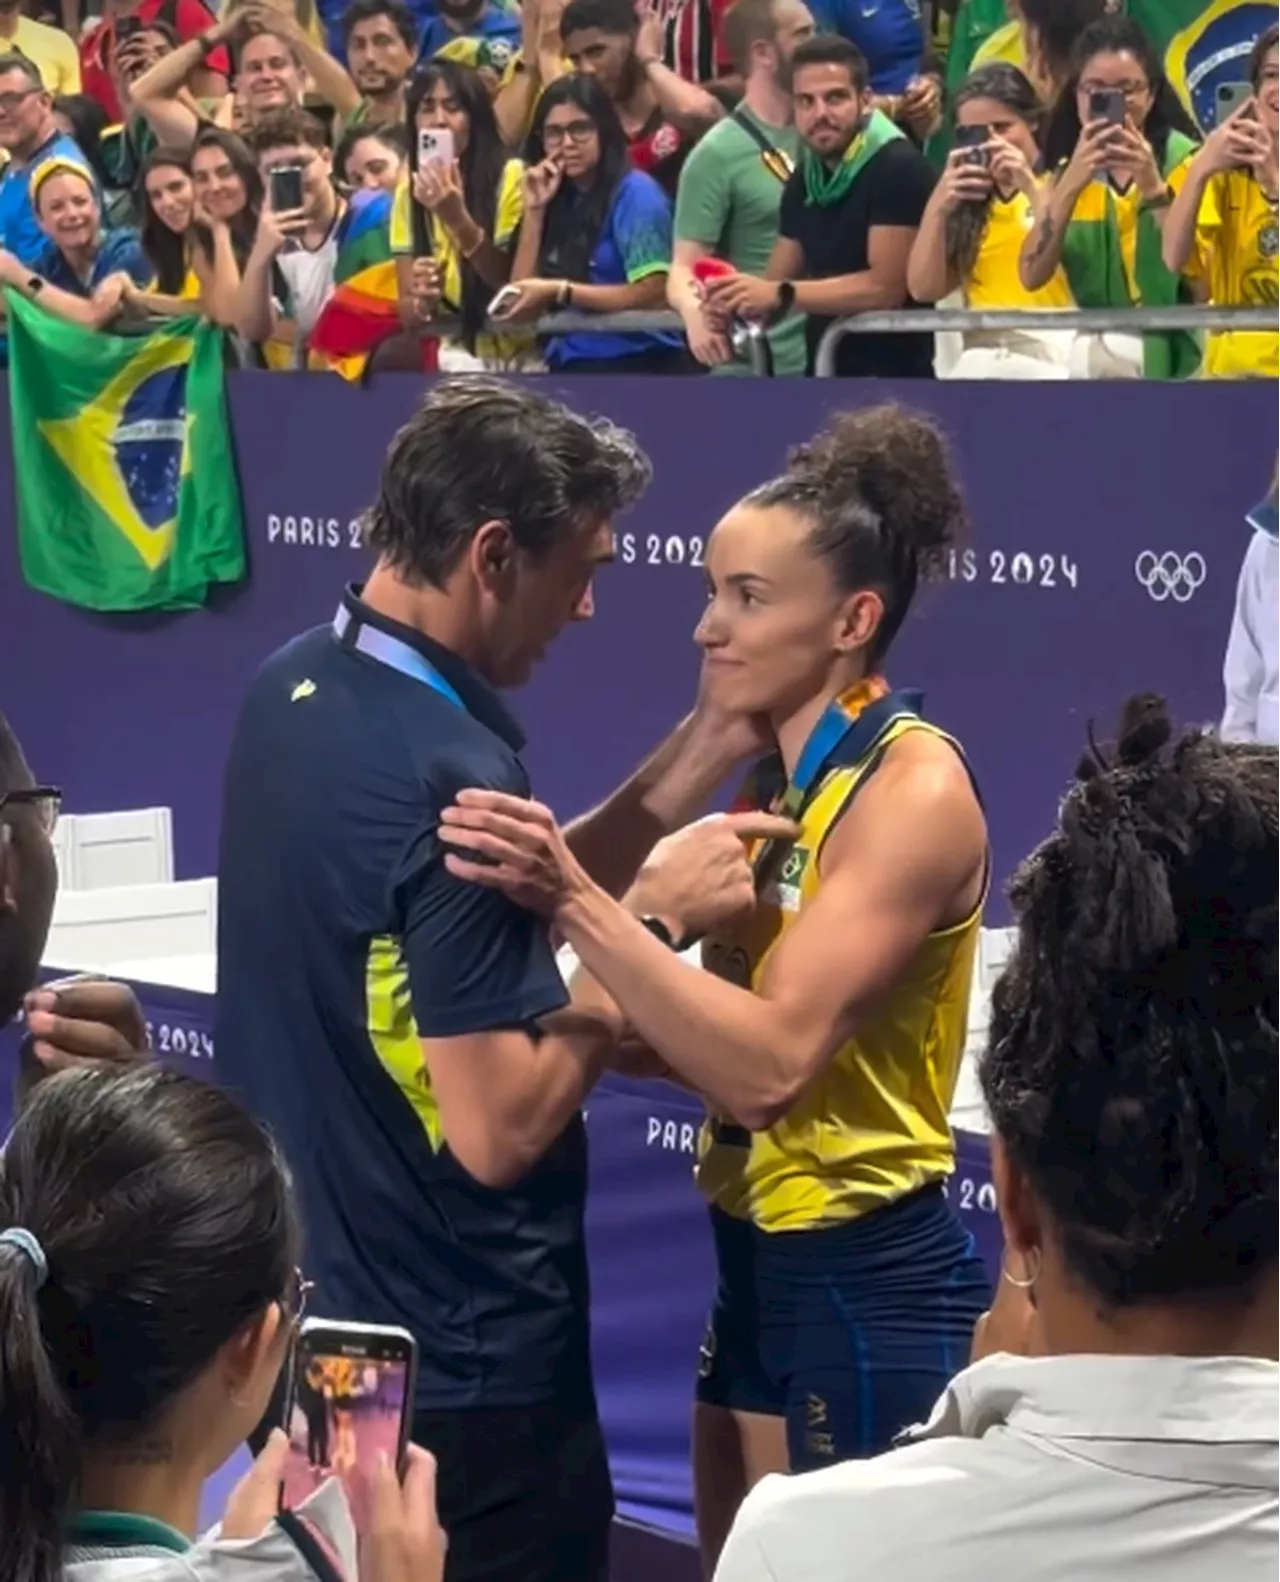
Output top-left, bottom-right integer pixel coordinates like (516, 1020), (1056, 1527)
(1134, 551), (1207, 604)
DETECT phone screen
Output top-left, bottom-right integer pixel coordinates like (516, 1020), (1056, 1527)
(281, 1323), (416, 1537)
(270, 165), (304, 213)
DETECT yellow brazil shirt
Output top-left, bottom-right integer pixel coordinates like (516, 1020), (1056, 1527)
(1068, 154), (1196, 304)
(1, 15), (80, 93)
(1185, 168), (1278, 380)
(697, 717), (985, 1233)
(971, 19), (1026, 73)
(391, 156), (531, 364)
(965, 187), (1074, 310)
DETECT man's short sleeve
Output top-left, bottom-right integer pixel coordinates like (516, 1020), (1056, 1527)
(674, 132), (731, 247)
(868, 144), (936, 229)
(612, 170), (675, 282)
(395, 792), (568, 1039)
(778, 169), (806, 243)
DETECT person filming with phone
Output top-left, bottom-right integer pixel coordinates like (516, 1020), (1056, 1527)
(1162, 23), (1279, 382)
(908, 63), (1076, 378)
(236, 106), (387, 360)
(1019, 15), (1200, 380)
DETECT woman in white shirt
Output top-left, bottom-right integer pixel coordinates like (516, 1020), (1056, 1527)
(715, 693), (1278, 1582)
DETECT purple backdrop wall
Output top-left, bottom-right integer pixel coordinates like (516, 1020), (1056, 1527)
(1, 375), (1271, 920)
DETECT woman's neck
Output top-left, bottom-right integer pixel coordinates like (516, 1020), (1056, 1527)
(1036, 1262), (1280, 1363)
(772, 667), (871, 777)
(64, 241), (97, 279)
(75, 1445), (205, 1540)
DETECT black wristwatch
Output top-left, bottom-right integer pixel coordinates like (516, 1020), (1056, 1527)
(639, 915), (688, 951)
(25, 274), (43, 295)
(770, 280), (795, 324)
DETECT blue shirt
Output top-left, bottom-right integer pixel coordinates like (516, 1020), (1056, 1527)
(547, 168), (682, 368)
(35, 227), (151, 296)
(417, 3), (521, 68)
(214, 586), (589, 1414)
(0, 131), (94, 268)
(808, 0), (923, 93)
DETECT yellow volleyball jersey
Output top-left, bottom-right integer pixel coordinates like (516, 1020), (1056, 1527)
(1185, 169), (1279, 380)
(966, 188), (1074, 310)
(696, 717), (984, 1233)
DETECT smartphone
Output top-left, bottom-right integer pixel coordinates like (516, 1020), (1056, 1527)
(954, 123), (991, 166)
(270, 164), (304, 213)
(417, 127), (454, 169)
(488, 282), (525, 318)
(115, 14), (143, 40)
(1215, 81), (1254, 126)
(280, 1319), (418, 1539)
(1089, 88), (1127, 126)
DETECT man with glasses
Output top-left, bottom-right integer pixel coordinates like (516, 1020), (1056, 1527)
(0, 714), (149, 1121)
(0, 54), (94, 266)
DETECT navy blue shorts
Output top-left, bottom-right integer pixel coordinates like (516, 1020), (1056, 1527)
(695, 1184), (991, 1471)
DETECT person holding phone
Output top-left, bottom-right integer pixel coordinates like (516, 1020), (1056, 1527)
(390, 60), (527, 369)
(908, 62), (1076, 377)
(0, 1063), (448, 1582)
(1019, 15), (1200, 379)
(496, 72), (690, 372)
(1162, 23), (1278, 381)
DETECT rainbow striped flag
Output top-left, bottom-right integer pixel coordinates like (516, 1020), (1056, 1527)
(308, 188), (401, 380)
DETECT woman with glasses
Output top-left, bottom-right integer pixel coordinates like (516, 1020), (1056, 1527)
(0, 1063), (444, 1581)
(1162, 23), (1279, 382)
(1019, 15), (1200, 379)
(391, 61), (528, 371)
(495, 73), (692, 373)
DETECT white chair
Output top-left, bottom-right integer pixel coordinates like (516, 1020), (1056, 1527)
(44, 878), (217, 973)
(65, 807), (174, 890)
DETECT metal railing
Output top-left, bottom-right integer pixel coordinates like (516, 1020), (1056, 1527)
(812, 305), (1279, 377)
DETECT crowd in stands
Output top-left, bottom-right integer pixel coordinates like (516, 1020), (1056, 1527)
(0, 0), (1273, 377)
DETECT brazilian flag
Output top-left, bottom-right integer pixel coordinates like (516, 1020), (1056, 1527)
(6, 292), (245, 613)
(946, 1), (1277, 134)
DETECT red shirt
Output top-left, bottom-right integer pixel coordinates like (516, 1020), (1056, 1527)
(660, 0), (731, 84)
(627, 110), (687, 200)
(81, 0), (230, 122)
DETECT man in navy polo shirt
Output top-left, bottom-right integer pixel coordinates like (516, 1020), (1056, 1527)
(215, 378), (787, 1582)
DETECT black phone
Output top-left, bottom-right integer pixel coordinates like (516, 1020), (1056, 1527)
(281, 1319), (418, 1539)
(115, 14), (143, 39)
(1089, 88), (1126, 126)
(270, 164), (305, 213)
(954, 123), (991, 166)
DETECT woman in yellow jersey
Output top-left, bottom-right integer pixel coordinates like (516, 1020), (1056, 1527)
(436, 405), (993, 1576)
(1163, 23), (1278, 380)
(391, 60), (533, 370)
(136, 149), (204, 308)
(909, 64), (1075, 377)
(1021, 16), (1201, 380)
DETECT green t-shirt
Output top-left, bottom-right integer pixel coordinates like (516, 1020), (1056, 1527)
(674, 106), (806, 377)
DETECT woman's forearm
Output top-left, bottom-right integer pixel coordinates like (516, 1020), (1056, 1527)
(906, 193), (958, 303)
(194, 225), (243, 326)
(510, 210), (543, 280)
(1019, 177), (1076, 290)
(568, 274), (667, 314)
(446, 210), (512, 290)
(1162, 158), (1209, 273)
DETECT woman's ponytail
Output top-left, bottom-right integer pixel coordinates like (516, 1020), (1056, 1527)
(0, 1236), (79, 1582)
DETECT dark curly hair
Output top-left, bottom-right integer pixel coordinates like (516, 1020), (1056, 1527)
(981, 694), (1279, 1310)
(745, 404), (968, 664)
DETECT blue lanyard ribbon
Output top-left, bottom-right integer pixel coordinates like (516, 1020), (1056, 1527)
(332, 604), (465, 710)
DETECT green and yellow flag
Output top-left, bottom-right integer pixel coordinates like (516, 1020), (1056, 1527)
(6, 292), (245, 613)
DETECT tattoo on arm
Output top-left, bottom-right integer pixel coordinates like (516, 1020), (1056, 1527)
(1027, 215), (1056, 264)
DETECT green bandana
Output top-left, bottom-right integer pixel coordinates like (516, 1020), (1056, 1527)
(802, 108), (905, 208)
